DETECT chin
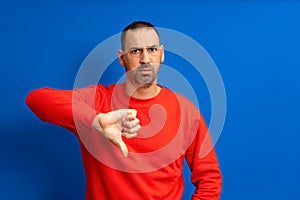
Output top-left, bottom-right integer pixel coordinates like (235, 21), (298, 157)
(141, 83), (153, 88)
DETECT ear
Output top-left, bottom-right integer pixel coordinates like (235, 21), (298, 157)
(118, 49), (126, 66)
(160, 45), (164, 63)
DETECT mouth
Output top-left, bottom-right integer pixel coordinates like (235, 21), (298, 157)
(138, 65), (153, 74)
(139, 68), (152, 75)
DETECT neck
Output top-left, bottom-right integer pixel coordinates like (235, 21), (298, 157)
(125, 81), (161, 99)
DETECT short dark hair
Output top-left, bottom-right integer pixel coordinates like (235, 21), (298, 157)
(121, 21), (160, 50)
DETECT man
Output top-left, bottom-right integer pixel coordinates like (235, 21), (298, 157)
(26, 21), (222, 199)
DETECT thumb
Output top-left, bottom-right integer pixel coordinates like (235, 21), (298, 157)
(112, 137), (128, 158)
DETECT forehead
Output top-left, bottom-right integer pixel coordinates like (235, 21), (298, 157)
(124, 28), (160, 49)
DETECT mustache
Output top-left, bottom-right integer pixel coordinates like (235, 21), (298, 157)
(137, 64), (154, 70)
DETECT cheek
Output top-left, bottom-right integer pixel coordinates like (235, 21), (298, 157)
(123, 57), (137, 71)
(153, 54), (163, 64)
(124, 61), (139, 72)
(154, 65), (160, 74)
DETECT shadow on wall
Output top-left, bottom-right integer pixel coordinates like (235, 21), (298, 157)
(0, 123), (85, 200)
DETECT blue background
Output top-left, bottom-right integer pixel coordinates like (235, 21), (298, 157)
(1, 1), (300, 199)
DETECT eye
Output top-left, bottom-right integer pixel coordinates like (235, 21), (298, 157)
(130, 48), (141, 55)
(148, 47), (158, 53)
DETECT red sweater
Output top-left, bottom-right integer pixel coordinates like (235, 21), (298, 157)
(26, 84), (222, 200)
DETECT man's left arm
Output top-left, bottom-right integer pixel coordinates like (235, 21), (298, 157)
(185, 115), (222, 200)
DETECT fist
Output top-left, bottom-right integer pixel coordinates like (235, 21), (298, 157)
(92, 109), (141, 158)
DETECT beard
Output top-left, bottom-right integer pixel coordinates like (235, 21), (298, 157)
(127, 64), (158, 87)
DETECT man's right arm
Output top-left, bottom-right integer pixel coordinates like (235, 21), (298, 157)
(25, 87), (141, 156)
(25, 87), (96, 133)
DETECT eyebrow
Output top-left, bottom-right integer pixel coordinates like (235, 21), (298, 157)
(129, 44), (160, 50)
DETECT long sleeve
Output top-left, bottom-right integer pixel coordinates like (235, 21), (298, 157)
(185, 114), (222, 200)
(25, 86), (99, 135)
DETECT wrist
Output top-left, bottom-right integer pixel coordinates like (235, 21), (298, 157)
(92, 113), (104, 134)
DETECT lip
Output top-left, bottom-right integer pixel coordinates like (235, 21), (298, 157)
(140, 69), (152, 71)
(139, 70), (152, 75)
(139, 68), (152, 72)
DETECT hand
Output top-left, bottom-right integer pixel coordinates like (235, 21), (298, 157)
(92, 109), (141, 158)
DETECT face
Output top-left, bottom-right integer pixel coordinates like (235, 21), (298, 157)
(118, 28), (164, 87)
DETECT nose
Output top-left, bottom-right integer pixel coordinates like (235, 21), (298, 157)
(139, 49), (151, 64)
